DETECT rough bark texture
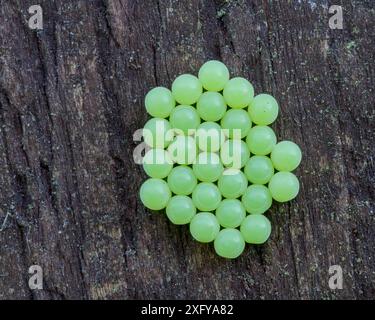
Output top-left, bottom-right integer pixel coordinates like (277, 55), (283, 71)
(0, 0), (374, 300)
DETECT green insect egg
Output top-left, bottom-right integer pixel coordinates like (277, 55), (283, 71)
(220, 139), (250, 169)
(142, 149), (173, 179)
(140, 178), (171, 211)
(143, 118), (173, 149)
(198, 60), (230, 92)
(240, 215), (272, 244)
(145, 87), (175, 118)
(244, 156), (274, 185)
(196, 92), (227, 122)
(192, 182), (222, 212)
(167, 135), (197, 165)
(214, 228), (245, 259)
(217, 169), (248, 199)
(172, 74), (203, 105)
(166, 195), (196, 225)
(271, 141), (302, 172)
(246, 125), (277, 156)
(195, 122), (225, 153)
(268, 172), (300, 202)
(223, 77), (254, 109)
(221, 109), (252, 139)
(193, 152), (224, 183)
(169, 105), (201, 135)
(167, 166), (197, 195)
(190, 212), (220, 243)
(248, 94), (279, 125)
(215, 199), (246, 228)
(241, 185), (272, 214)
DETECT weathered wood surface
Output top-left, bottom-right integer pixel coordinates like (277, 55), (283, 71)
(0, 0), (374, 300)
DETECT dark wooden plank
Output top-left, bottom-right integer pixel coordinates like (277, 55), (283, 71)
(0, 0), (374, 299)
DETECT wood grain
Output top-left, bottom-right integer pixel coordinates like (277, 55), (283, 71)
(0, 0), (374, 299)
